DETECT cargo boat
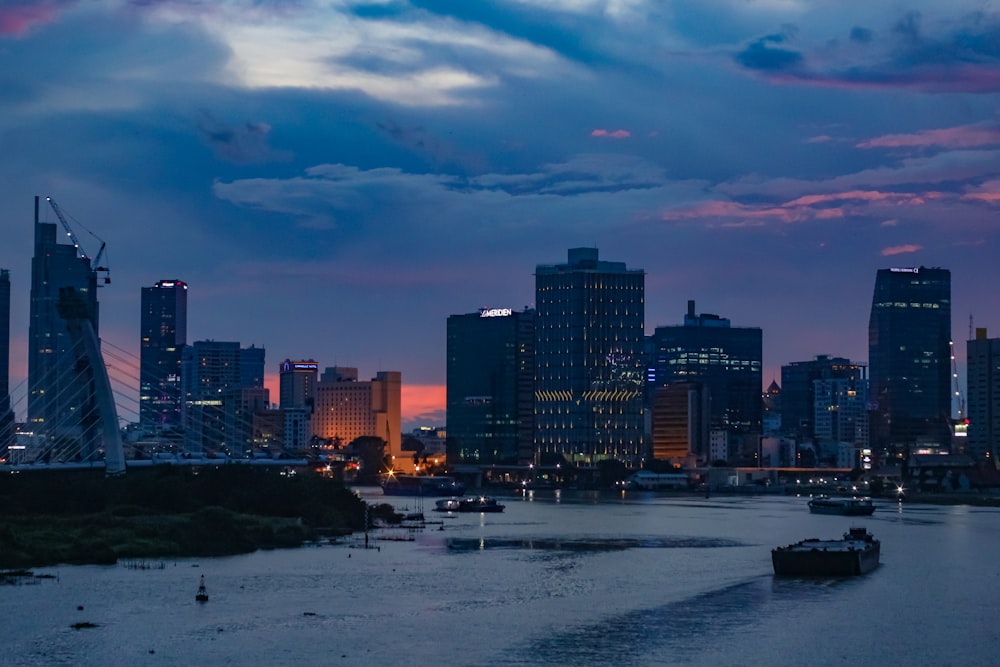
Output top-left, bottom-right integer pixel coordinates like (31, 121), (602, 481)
(381, 475), (465, 497)
(435, 496), (505, 513)
(772, 527), (880, 576)
(808, 495), (876, 516)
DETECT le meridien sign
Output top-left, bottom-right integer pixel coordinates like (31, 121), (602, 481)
(480, 308), (513, 318)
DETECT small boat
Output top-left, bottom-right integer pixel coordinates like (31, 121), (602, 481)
(381, 475), (466, 497)
(808, 495), (875, 516)
(456, 496), (505, 513)
(772, 527), (881, 576)
(195, 575), (209, 603)
(434, 498), (462, 512)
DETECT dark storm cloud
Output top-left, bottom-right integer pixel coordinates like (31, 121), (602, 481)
(850, 26), (873, 44)
(197, 113), (290, 164)
(734, 33), (804, 71)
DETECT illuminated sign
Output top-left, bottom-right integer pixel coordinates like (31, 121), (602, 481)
(890, 267), (920, 274)
(480, 308), (512, 318)
(282, 360), (318, 372)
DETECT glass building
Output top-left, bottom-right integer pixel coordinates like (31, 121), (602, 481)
(965, 328), (998, 463)
(780, 356), (866, 441)
(868, 266), (952, 457)
(648, 300), (762, 464)
(446, 307), (535, 465)
(28, 197), (101, 454)
(534, 248), (645, 465)
(139, 280), (187, 432)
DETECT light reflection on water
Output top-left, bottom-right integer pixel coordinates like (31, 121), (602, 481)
(3, 493), (1000, 666)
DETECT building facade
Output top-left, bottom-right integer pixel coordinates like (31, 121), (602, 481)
(139, 280), (187, 432)
(534, 248), (645, 465)
(279, 359), (318, 454)
(812, 372), (869, 465)
(966, 328), (1000, 462)
(648, 300), (762, 464)
(28, 197), (101, 458)
(446, 307), (535, 466)
(868, 267), (952, 457)
(311, 367), (402, 465)
(780, 356), (866, 441)
(181, 340), (265, 456)
(650, 381), (709, 465)
(0, 269), (12, 453)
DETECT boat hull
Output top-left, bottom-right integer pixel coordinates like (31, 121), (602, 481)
(807, 497), (876, 516)
(772, 528), (880, 577)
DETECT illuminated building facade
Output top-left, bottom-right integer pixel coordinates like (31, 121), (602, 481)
(181, 340), (266, 455)
(648, 300), (762, 464)
(28, 197), (100, 453)
(650, 382), (709, 464)
(780, 356), (866, 441)
(868, 267), (951, 457)
(312, 367), (401, 465)
(279, 359), (318, 454)
(446, 307), (535, 465)
(139, 280), (187, 432)
(534, 248), (645, 465)
(966, 328), (1000, 462)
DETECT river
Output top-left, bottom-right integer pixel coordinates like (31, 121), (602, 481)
(4, 490), (999, 666)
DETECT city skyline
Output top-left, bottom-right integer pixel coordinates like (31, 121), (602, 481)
(2, 2), (999, 431)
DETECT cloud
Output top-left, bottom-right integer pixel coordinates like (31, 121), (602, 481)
(857, 124), (1000, 150)
(734, 32), (804, 71)
(197, 112), (291, 164)
(401, 384), (446, 429)
(881, 244), (923, 256)
(0, 2), (60, 36)
(591, 129), (631, 139)
(962, 179), (1000, 202)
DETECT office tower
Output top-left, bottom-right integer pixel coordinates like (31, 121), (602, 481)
(181, 340), (264, 456)
(0, 269), (12, 453)
(650, 382), (709, 465)
(868, 267), (952, 457)
(279, 359), (318, 454)
(812, 371), (869, 464)
(648, 300), (762, 464)
(966, 328), (1000, 462)
(535, 248), (645, 465)
(446, 307), (535, 465)
(312, 367), (402, 465)
(28, 196), (101, 456)
(780, 356), (866, 441)
(139, 280), (187, 432)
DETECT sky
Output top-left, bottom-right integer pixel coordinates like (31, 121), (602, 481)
(1, 0), (999, 431)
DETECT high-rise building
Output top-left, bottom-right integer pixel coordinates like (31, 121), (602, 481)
(139, 280), (187, 432)
(780, 356), (866, 441)
(648, 300), (762, 464)
(868, 267), (952, 457)
(812, 372), (869, 464)
(446, 307), (535, 466)
(28, 197), (101, 455)
(534, 248), (645, 465)
(0, 269), (12, 453)
(181, 340), (265, 456)
(650, 382), (709, 465)
(966, 328), (1000, 462)
(312, 367), (402, 465)
(279, 359), (318, 454)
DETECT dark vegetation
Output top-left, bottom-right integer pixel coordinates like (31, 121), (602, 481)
(0, 466), (366, 569)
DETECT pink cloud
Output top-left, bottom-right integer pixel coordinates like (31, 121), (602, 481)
(402, 384), (446, 425)
(591, 129), (631, 139)
(0, 3), (60, 36)
(962, 179), (1000, 203)
(881, 244), (923, 256)
(804, 135), (834, 143)
(858, 124), (1000, 150)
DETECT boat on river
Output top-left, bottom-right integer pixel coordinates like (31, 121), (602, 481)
(808, 495), (876, 516)
(435, 496), (505, 513)
(381, 475), (465, 497)
(772, 527), (880, 576)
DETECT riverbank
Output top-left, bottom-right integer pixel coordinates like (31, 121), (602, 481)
(0, 466), (366, 569)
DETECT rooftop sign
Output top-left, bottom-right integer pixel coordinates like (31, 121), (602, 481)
(480, 308), (512, 318)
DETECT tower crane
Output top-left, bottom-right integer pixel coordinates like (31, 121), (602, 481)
(45, 197), (111, 285)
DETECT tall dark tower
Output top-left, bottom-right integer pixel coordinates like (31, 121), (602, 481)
(28, 196), (100, 454)
(534, 248), (645, 466)
(868, 267), (952, 459)
(140, 280), (188, 432)
(0, 269), (13, 453)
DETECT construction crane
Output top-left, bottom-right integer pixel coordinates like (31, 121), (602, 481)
(45, 197), (110, 285)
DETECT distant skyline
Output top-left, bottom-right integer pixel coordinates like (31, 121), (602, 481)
(2, 1), (999, 431)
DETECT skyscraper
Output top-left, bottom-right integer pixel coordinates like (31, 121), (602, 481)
(140, 280), (187, 432)
(534, 248), (645, 465)
(648, 300), (762, 464)
(868, 267), (952, 457)
(446, 307), (535, 466)
(311, 367), (402, 466)
(966, 328), (999, 462)
(28, 196), (100, 454)
(780, 355), (866, 441)
(279, 359), (318, 454)
(0, 269), (12, 453)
